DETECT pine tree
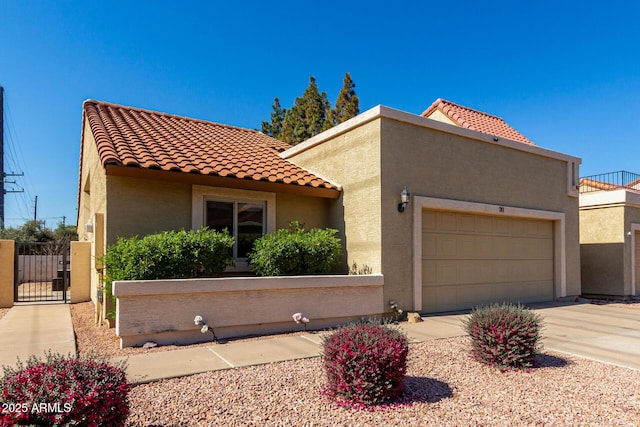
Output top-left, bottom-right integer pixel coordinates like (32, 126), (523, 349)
(261, 97), (286, 139)
(332, 72), (359, 125)
(263, 74), (359, 145)
(281, 77), (331, 144)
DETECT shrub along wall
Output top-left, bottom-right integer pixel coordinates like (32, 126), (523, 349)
(112, 274), (384, 348)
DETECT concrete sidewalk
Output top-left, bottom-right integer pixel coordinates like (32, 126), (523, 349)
(112, 314), (470, 384)
(0, 302), (638, 385)
(114, 303), (640, 384)
(0, 303), (76, 369)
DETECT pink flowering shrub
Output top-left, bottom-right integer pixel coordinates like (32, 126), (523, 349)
(0, 352), (129, 426)
(322, 322), (408, 407)
(463, 303), (543, 370)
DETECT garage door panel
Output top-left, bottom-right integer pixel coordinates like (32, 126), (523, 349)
(438, 212), (457, 231)
(423, 281), (554, 313)
(422, 210), (554, 313)
(423, 232), (552, 260)
(423, 259), (553, 286)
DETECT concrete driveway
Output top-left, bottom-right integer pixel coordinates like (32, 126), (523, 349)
(534, 303), (640, 370)
(403, 302), (640, 370)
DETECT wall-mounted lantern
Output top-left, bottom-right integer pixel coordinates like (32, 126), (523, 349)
(398, 187), (410, 213)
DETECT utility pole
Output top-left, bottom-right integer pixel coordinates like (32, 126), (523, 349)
(33, 195), (37, 222)
(1, 85), (4, 229)
(0, 86), (25, 229)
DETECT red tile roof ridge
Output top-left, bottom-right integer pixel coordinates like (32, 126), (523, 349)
(421, 98), (504, 121)
(579, 177), (623, 191)
(82, 99), (265, 138)
(420, 98), (534, 145)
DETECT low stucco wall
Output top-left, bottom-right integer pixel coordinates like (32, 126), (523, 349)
(71, 241), (92, 303)
(0, 240), (14, 308)
(113, 274), (384, 348)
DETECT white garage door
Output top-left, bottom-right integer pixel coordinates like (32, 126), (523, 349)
(422, 210), (554, 313)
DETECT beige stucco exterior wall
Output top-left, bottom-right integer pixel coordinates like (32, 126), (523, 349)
(424, 109), (456, 127)
(105, 175), (192, 245)
(0, 240), (14, 308)
(70, 241), (92, 303)
(283, 119), (382, 275)
(579, 190), (640, 297)
(378, 118), (581, 309)
(77, 118), (107, 243)
(623, 205), (640, 295)
(579, 206), (625, 295)
(285, 107), (581, 312)
(275, 193), (330, 230)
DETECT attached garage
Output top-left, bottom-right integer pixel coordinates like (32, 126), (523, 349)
(421, 210), (554, 313)
(413, 196), (566, 314)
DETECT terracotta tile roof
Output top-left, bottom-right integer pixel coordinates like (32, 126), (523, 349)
(421, 98), (534, 145)
(578, 177), (622, 191)
(82, 100), (338, 190)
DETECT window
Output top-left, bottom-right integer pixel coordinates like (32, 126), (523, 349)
(206, 200), (265, 258)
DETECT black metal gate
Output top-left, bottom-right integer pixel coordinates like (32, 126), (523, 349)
(14, 241), (70, 303)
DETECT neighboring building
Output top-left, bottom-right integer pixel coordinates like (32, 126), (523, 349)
(77, 98), (582, 314)
(579, 171), (640, 297)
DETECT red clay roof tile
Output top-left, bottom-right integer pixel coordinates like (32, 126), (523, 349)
(83, 100), (338, 190)
(421, 98), (534, 145)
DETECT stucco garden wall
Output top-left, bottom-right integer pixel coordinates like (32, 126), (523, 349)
(113, 274), (384, 348)
(70, 241), (92, 303)
(0, 240), (14, 308)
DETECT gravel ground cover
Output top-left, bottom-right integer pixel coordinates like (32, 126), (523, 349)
(68, 301), (640, 426)
(124, 338), (640, 427)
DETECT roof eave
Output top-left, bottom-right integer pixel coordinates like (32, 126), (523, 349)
(104, 165), (341, 199)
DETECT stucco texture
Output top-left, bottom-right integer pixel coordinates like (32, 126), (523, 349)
(287, 112), (581, 312)
(579, 201), (640, 296)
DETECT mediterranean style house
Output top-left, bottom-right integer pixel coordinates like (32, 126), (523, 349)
(77, 98), (582, 315)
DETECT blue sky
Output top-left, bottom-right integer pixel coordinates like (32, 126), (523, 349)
(1, 1), (639, 228)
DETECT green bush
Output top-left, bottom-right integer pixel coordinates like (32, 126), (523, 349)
(248, 221), (342, 276)
(322, 321), (408, 407)
(463, 302), (543, 370)
(101, 228), (234, 319)
(103, 228), (234, 283)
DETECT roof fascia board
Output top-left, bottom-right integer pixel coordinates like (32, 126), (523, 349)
(104, 165), (341, 199)
(579, 189), (640, 209)
(281, 105), (581, 165)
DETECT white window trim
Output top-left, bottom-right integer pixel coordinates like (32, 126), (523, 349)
(192, 186), (276, 271)
(412, 196), (567, 312)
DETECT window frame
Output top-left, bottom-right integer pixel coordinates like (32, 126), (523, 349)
(205, 198), (266, 259)
(191, 186), (276, 272)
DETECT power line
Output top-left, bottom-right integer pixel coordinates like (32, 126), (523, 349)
(1, 87), (30, 227)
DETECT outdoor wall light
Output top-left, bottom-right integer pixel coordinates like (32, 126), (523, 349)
(85, 221), (93, 234)
(398, 187), (410, 212)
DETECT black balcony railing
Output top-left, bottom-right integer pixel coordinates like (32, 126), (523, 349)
(579, 171), (640, 194)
